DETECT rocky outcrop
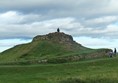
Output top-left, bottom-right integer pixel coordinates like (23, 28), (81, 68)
(33, 32), (79, 45)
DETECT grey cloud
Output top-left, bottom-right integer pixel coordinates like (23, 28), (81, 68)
(0, 0), (118, 39)
(1, 0), (118, 18)
(84, 16), (118, 28)
(0, 17), (79, 39)
(0, 11), (46, 24)
(0, 15), (118, 39)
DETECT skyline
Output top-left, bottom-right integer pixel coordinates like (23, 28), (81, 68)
(0, 0), (118, 52)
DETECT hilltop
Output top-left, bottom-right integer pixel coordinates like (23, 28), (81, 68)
(0, 31), (111, 64)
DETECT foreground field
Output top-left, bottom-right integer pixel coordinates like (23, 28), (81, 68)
(0, 56), (118, 83)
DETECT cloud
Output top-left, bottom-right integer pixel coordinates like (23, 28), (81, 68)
(74, 36), (118, 49)
(0, 11), (82, 38)
(0, 11), (118, 39)
(85, 16), (118, 27)
(0, 11), (43, 24)
(0, 0), (118, 17)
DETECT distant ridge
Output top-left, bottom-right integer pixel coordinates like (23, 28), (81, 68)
(0, 31), (111, 64)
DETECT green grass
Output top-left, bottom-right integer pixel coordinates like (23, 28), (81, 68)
(0, 56), (117, 83)
(0, 40), (110, 64)
(0, 40), (82, 62)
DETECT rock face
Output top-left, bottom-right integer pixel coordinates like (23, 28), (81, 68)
(33, 32), (79, 45)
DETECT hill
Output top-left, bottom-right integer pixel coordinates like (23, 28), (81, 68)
(0, 32), (111, 64)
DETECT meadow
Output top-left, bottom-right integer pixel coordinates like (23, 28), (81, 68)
(0, 56), (118, 83)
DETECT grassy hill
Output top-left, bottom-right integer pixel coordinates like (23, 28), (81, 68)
(0, 32), (116, 83)
(0, 56), (117, 83)
(0, 32), (111, 64)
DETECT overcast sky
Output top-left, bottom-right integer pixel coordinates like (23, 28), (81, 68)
(0, 0), (118, 52)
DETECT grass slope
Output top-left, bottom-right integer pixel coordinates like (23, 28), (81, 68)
(0, 39), (110, 64)
(0, 56), (117, 83)
(0, 37), (86, 61)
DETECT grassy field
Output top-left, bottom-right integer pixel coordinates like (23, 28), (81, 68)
(0, 56), (117, 83)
